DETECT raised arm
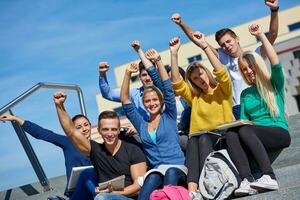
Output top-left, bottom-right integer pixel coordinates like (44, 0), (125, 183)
(260, 0), (279, 57)
(169, 37), (181, 83)
(0, 114), (24, 125)
(131, 40), (153, 69)
(0, 114), (67, 147)
(145, 49), (168, 81)
(54, 92), (91, 155)
(98, 61), (121, 102)
(193, 31), (224, 72)
(171, 13), (218, 57)
(120, 63), (139, 105)
(249, 24), (279, 65)
(132, 40), (163, 91)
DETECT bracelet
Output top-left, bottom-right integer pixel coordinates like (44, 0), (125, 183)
(152, 56), (161, 63)
(202, 46), (208, 50)
(271, 6), (279, 12)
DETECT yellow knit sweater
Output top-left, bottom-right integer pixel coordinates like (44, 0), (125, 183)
(172, 67), (234, 134)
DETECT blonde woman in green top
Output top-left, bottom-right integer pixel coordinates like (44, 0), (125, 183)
(226, 23), (291, 197)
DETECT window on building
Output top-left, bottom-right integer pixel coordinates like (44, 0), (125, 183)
(164, 64), (171, 73)
(293, 49), (300, 60)
(114, 106), (126, 116)
(256, 32), (269, 42)
(288, 22), (300, 32)
(131, 74), (139, 82)
(188, 54), (202, 64)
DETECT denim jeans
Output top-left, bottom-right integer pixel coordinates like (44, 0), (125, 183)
(138, 167), (186, 200)
(94, 193), (134, 200)
(70, 168), (98, 200)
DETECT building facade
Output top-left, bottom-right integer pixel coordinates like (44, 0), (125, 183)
(96, 5), (300, 118)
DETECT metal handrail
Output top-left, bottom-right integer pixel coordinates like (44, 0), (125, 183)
(0, 82), (87, 115)
(0, 82), (87, 192)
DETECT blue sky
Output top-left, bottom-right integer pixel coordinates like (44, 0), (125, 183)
(0, 0), (299, 191)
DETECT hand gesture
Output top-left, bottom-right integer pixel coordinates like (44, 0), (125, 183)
(193, 31), (207, 49)
(125, 124), (137, 137)
(169, 37), (181, 54)
(53, 91), (67, 106)
(265, 0), (278, 10)
(95, 182), (113, 194)
(131, 40), (141, 52)
(99, 62), (110, 74)
(0, 114), (16, 122)
(145, 49), (160, 62)
(249, 24), (263, 36)
(171, 13), (181, 25)
(126, 63), (139, 74)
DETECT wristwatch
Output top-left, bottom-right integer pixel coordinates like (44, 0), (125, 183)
(271, 6), (279, 12)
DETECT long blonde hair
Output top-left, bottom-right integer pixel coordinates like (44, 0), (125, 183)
(238, 51), (280, 119)
(186, 61), (218, 96)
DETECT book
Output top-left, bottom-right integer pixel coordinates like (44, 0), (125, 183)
(217, 119), (253, 130)
(67, 165), (94, 191)
(188, 120), (254, 138)
(137, 165), (188, 186)
(189, 130), (222, 138)
(98, 175), (125, 191)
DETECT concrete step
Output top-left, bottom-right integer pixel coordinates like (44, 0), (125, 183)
(239, 184), (300, 200)
(270, 114), (300, 169)
(236, 164), (300, 200)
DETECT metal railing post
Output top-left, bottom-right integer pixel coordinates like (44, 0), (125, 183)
(9, 110), (50, 191)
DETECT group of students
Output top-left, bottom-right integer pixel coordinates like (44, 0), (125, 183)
(0, 0), (292, 199)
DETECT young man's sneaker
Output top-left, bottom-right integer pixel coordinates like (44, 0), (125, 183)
(250, 175), (279, 192)
(234, 178), (257, 197)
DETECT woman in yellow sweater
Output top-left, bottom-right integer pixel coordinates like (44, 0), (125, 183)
(170, 33), (234, 194)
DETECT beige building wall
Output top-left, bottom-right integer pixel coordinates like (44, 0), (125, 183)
(96, 5), (300, 115)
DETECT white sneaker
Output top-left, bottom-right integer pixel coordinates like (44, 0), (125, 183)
(234, 178), (257, 197)
(250, 175), (279, 191)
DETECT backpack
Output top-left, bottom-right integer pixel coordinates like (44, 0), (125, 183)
(150, 185), (190, 200)
(199, 149), (241, 200)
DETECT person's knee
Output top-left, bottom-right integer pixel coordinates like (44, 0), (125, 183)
(165, 168), (180, 178)
(164, 168), (186, 185)
(145, 173), (162, 185)
(239, 126), (253, 140)
(198, 134), (213, 147)
(225, 131), (238, 141)
(94, 193), (107, 200)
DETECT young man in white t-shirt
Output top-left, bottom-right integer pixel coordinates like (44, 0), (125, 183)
(171, 0), (279, 119)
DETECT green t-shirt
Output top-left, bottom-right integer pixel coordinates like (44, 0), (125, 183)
(240, 63), (288, 130)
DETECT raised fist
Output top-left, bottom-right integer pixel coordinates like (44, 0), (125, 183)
(265, 0), (278, 10)
(171, 13), (181, 25)
(131, 40), (140, 51)
(99, 62), (110, 74)
(249, 24), (263, 36)
(126, 63), (139, 74)
(169, 37), (181, 54)
(53, 91), (67, 105)
(193, 31), (207, 49)
(145, 49), (160, 62)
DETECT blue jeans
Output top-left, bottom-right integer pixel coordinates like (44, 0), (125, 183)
(70, 168), (98, 200)
(94, 193), (134, 200)
(138, 167), (186, 200)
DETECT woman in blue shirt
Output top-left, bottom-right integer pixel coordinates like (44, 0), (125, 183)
(120, 49), (186, 200)
(0, 114), (96, 199)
